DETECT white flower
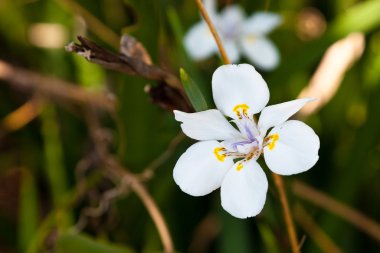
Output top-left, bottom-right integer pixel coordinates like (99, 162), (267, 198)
(173, 64), (320, 218)
(184, 0), (282, 70)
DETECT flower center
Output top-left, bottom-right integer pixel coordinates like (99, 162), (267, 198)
(218, 18), (242, 41)
(213, 104), (281, 171)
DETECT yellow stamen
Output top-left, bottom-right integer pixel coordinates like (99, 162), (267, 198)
(214, 147), (226, 162)
(267, 134), (279, 150)
(236, 163), (244, 171)
(233, 104), (249, 119)
(245, 35), (256, 43)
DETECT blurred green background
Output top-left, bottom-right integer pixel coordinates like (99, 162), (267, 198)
(1, 0), (380, 252)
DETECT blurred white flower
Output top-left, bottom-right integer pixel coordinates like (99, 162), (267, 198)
(173, 64), (319, 218)
(184, 0), (282, 70)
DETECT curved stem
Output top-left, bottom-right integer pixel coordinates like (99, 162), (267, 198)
(129, 176), (174, 253)
(293, 180), (380, 243)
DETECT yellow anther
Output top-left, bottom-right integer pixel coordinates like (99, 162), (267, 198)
(214, 147), (226, 162)
(236, 163), (244, 171)
(245, 35), (256, 43)
(267, 134), (279, 150)
(233, 104), (249, 118)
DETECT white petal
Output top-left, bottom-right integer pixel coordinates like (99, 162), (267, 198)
(184, 21), (217, 60)
(258, 98), (316, 135)
(212, 64), (269, 119)
(263, 120), (320, 175)
(217, 5), (244, 63)
(204, 0), (217, 18)
(221, 159), (268, 218)
(224, 41), (240, 63)
(218, 5), (245, 35)
(174, 109), (242, 141)
(241, 36), (280, 71)
(173, 141), (234, 196)
(242, 12), (282, 36)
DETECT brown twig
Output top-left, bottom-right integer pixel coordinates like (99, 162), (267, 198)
(66, 36), (182, 91)
(195, 1), (299, 251)
(1, 97), (41, 132)
(101, 159), (174, 253)
(66, 36), (192, 112)
(196, 0), (231, 64)
(128, 174), (174, 253)
(0, 60), (115, 112)
(293, 180), (380, 243)
(273, 174), (300, 253)
(84, 109), (175, 253)
(139, 132), (185, 180)
(294, 204), (343, 253)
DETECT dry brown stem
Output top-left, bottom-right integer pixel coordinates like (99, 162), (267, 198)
(66, 36), (192, 112)
(0, 60), (115, 111)
(84, 109), (174, 253)
(127, 173), (174, 253)
(140, 132), (185, 180)
(293, 180), (380, 243)
(294, 204), (343, 253)
(273, 174), (300, 253)
(1, 97), (41, 132)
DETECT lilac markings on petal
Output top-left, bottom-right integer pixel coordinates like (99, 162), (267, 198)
(244, 123), (257, 142)
(230, 140), (251, 150)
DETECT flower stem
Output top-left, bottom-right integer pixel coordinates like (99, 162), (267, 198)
(195, 0), (231, 64)
(273, 174), (300, 253)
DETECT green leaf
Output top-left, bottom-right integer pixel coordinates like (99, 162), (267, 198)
(180, 68), (208, 112)
(18, 169), (39, 252)
(257, 223), (281, 253)
(331, 0), (380, 37)
(40, 105), (73, 230)
(57, 233), (134, 253)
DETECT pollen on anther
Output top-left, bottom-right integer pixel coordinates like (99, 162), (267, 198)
(268, 134), (279, 150)
(214, 147), (226, 162)
(233, 104), (249, 118)
(236, 163), (244, 171)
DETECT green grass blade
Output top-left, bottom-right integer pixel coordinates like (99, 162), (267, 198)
(180, 68), (208, 111)
(18, 169), (39, 252)
(57, 233), (134, 253)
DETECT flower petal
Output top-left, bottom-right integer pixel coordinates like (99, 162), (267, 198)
(258, 98), (316, 135)
(242, 12), (282, 36)
(241, 36), (280, 70)
(221, 159), (268, 218)
(212, 64), (269, 119)
(263, 120), (320, 175)
(204, 0), (217, 18)
(224, 41), (240, 63)
(184, 21), (217, 60)
(173, 141), (234, 196)
(174, 109), (242, 141)
(218, 5), (245, 35)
